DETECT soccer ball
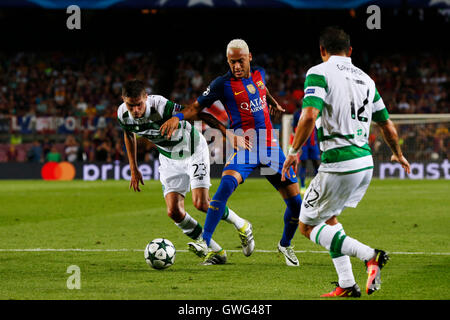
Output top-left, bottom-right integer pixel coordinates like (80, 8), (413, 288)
(144, 238), (176, 270)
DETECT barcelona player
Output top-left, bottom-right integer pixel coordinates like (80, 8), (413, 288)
(291, 107), (320, 195)
(161, 39), (302, 266)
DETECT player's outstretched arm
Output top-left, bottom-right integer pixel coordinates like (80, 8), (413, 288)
(160, 101), (204, 139)
(266, 87), (285, 116)
(123, 131), (144, 192)
(376, 119), (411, 174)
(199, 112), (251, 150)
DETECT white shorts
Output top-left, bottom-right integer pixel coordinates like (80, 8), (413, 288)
(300, 169), (373, 226)
(159, 136), (211, 197)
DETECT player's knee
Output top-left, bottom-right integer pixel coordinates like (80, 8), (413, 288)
(193, 199), (209, 213)
(299, 223), (313, 238)
(167, 206), (184, 222)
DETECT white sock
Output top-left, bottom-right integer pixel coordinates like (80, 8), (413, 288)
(341, 236), (375, 262)
(310, 222), (375, 261)
(310, 223), (356, 288)
(176, 213), (222, 252)
(223, 207), (246, 230)
(309, 222), (343, 251)
(332, 255), (356, 288)
(175, 212), (203, 240)
(200, 233), (222, 252)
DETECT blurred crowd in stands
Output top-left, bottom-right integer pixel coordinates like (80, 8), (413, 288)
(0, 50), (448, 163)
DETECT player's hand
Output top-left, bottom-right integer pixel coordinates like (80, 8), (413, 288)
(269, 103), (285, 116)
(130, 169), (144, 192)
(391, 154), (411, 174)
(281, 154), (299, 181)
(160, 117), (179, 140)
(226, 131), (252, 150)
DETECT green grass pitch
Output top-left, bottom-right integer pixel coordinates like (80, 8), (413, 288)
(0, 178), (448, 300)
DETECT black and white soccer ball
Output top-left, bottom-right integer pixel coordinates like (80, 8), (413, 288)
(144, 238), (176, 270)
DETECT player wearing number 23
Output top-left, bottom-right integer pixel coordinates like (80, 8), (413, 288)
(118, 80), (251, 265)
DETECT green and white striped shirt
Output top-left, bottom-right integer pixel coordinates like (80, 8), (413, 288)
(117, 95), (200, 160)
(302, 55), (389, 173)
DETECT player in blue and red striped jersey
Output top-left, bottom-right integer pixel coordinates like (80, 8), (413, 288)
(161, 39), (302, 266)
(291, 107), (321, 195)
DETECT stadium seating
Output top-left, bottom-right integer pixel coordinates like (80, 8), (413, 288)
(0, 50), (448, 163)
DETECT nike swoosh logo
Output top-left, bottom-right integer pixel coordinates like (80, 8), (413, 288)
(285, 255), (298, 265)
(279, 248), (298, 265)
(234, 90), (245, 95)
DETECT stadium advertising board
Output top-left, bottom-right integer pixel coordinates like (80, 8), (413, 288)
(7, 116), (114, 134)
(0, 160), (448, 180)
(82, 161), (160, 181)
(0, 161), (159, 180)
(378, 160), (450, 179)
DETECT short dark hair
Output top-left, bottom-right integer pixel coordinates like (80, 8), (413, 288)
(319, 26), (351, 55)
(122, 79), (146, 98)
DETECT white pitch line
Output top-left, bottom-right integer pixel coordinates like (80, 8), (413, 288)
(0, 248), (449, 255)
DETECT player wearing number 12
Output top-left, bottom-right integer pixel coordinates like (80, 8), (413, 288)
(282, 27), (411, 297)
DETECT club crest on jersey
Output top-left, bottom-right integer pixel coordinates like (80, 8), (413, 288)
(256, 80), (265, 90)
(246, 84), (256, 94)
